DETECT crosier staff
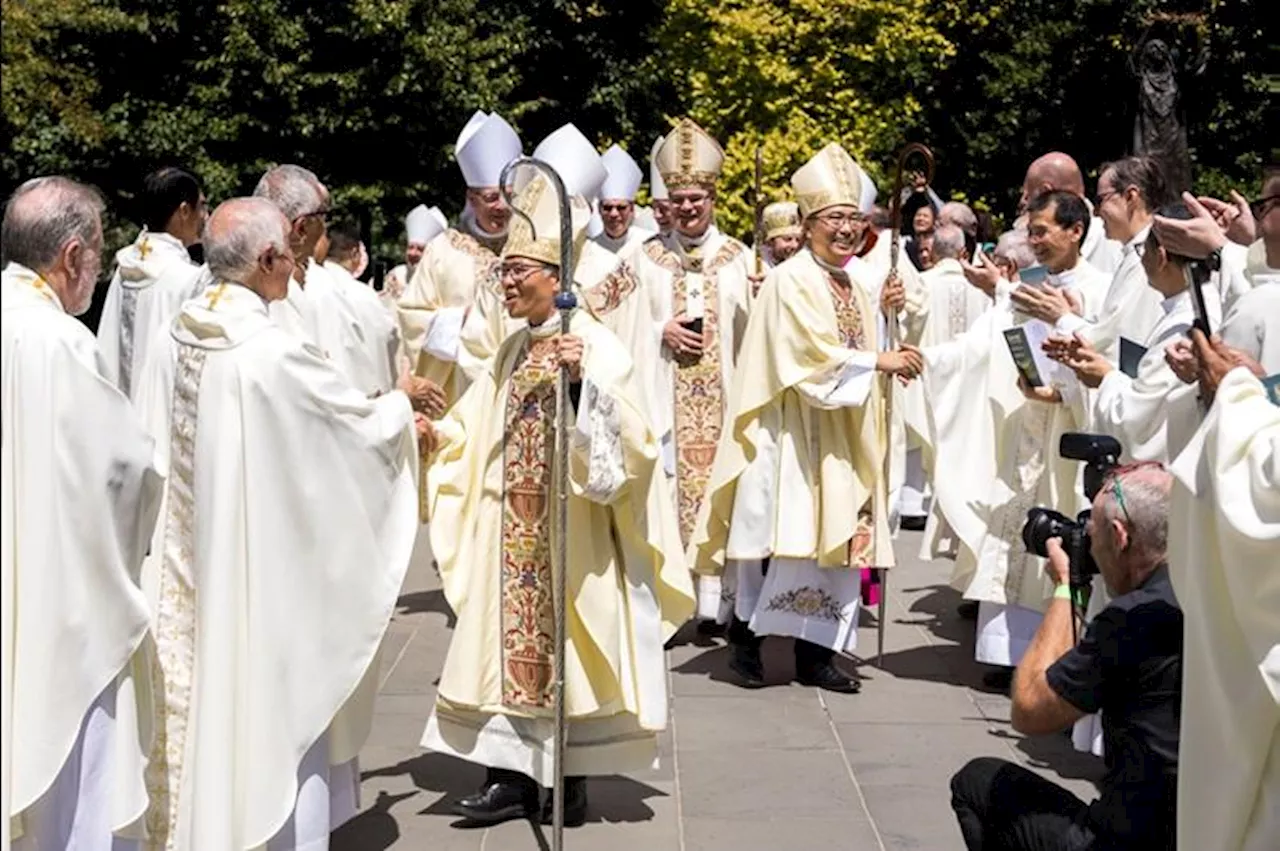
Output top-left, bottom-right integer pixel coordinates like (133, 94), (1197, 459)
(499, 156), (576, 851)
(753, 145), (765, 276)
(877, 142), (934, 667)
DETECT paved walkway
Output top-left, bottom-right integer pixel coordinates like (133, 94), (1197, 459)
(332, 531), (1102, 850)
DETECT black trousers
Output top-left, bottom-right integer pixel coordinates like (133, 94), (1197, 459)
(951, 757), (1097, 850)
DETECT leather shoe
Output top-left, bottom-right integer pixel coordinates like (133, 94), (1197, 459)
(796, 660), (861, 693)
(900, 515), (927, 531)
(454, 771), (539, 824)
(728, 643), (766, 688)
(541, 776), (587, 827)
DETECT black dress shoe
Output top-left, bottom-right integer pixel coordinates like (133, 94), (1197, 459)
(900, 515), (927, 531)
(957, 600), (980, 620)
(796, 660), (861, 693)
(453, 770), (540, 824)
(728, 643), (766, 688)
(695, 618), (727, 638)
(982, 667), (1014, 692)
(541, 776), (588, 827)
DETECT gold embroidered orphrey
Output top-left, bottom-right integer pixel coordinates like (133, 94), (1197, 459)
(499, 335), (559, 709)
(582, 263), (639, 319)
(647, 239), (743, 546)
(827, 273), (877, 569)
(143, 344), (207, 849)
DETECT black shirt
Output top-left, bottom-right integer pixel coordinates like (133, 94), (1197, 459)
(1046, 565), (1183, 849)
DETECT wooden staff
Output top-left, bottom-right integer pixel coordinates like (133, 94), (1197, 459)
(879, 142), (934, 667)
(753, 145), (765, 276)
(500, 156), (577, 851)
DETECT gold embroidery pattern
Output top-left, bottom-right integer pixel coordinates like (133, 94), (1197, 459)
(446, 228), (502, 287)
(143, 344), (206, 849)
(764, 587), (844, 621)
(499, 336), (559, 708)
(829, 276), (867, 351)
(582, 264), (638, 318)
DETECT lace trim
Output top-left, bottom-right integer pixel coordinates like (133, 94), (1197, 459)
(143, 344), (206, 848)
(580, 380), (626, 503)
(118, 286), (140, 397)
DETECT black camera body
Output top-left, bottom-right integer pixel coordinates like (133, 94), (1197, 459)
(1022, 433), (1123, 590)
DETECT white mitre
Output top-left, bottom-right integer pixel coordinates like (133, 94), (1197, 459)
(405, 204), (448, 244)
(455, 110), (522, 188)
(654, 118), (725, 192)
(763, 200), (802, 240)
(599, 144), (643, 202)
(791, 142), (871, 218)
(506, 124), (608, 267)
(649, 135), (668, 201)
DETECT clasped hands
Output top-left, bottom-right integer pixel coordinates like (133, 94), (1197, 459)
(1164, 329), (1264, 404)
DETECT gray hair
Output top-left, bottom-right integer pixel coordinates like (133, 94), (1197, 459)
(204, 197), (290, 282)
(932, 224), (966, 260)
(253, 164), (324, 220)
(938, 201), (977, 235)
(1, 176), (104, 271)
(1099, 466), (1171, 561)
(994, 229), (1036, 271)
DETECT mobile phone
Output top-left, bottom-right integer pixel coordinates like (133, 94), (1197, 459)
(1018, 265), (1049, 287)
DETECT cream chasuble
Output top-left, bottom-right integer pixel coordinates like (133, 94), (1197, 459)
(321, 260), (400, 394)
(691, 249), (893, 651)
(1090, 288), (1220, 464)
(2, 263), (160, 848)
(134, 282), (419, 850)
(396, 222), (505, 405)
(97, 229), (204, 400)
(921, 259), (1108, 665)
(1169, 367), (1280, 851)
(636, 228), (752, 553)
(421, 310), (694, 784)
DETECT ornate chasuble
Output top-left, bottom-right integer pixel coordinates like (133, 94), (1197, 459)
(144, 342), (207, 847)
(499, 335), (559, 709)
(826, 272), (877, 570)
(644, 239), (742, 547)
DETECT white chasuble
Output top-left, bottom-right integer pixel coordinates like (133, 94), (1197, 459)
(421, 310), (693, 784)
(692, 249), (893, 652)
(1057, 229), (1163, 363)
(1169, 367), (1280, 851)
(3, 263), (160, 848)
(1220, 273), (1280, 374)
(134, 282), (419, 850)
(97, 229), (204, 400)
(321, 260), (400, 394)
(397, 225), (504, 405)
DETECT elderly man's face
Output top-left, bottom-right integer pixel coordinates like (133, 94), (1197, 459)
(257, 239), (296, 303)
(600, 199), (634, 239)
(669, 188), (714, 238)
(64, 222), (104, 316)
(468, 187), (511, 235)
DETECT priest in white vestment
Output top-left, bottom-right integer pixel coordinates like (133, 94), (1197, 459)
(760, 201), (803, 269)
(632, 118), (754, 617)
(397, 110), (522, 405)
(1168, 339), (1279, 851)
(383, 203), (446, 307)
(2, 177), (159, 850)
(1020, 152), (1122, 275)
(134, 198), (422, 851)
(97, 166), (207, 399)
(590, 144), (654, 266)
(692, 143), (924, 693)
(922, 191), (1109, 674)
(419, 171), (694, 827)
(319, 221), (402, 393)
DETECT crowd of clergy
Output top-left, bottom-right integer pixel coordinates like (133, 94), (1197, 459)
(2, 105), (1277, 851)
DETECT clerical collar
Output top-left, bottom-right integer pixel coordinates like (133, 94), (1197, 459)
(1161, 288), (1189, 316)
(595, 231), (629, 253)
(528, 310), (563, 338)
(676, 226), (715, 252)
(1125, 224), (1152, 254)
(460, 208), (508, 254)
(2, 262), (63, 311)
(1046, 260), (1082, 288)
(811, 250), (853, 285)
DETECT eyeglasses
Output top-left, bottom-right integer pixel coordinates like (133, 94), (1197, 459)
(1095, 189), (1121, 206)
(1249, 194), (1280, 220)
(815, 212), (865, 230)
(500, 263), (548, 283)
(600, 202), (632, 214)
(670, 193), (710, 208)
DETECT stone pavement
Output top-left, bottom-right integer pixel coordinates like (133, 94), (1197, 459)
(332, 531), (1103, 850)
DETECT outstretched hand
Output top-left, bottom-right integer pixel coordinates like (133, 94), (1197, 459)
(1151, 192), (1226, 259)
(959, 254), (1001, 298)
(1043, 333), (1111, 388)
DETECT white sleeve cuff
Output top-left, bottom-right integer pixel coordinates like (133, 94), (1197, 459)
(826, 351), (877, 407)
(424, 306), (466, 362)
(572, 379), (627, 504)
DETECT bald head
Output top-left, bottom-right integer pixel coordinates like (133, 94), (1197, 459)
(1023, 153), (1086, 208)
(932, 224), (967, 260)
(204, 197), (292, 300)
(2, 176), (105, 315)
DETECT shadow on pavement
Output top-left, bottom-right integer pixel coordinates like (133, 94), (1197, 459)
(1013, 733), (1106, 787)
(330, 790), (417, 850)
(396, 588), (457, 629)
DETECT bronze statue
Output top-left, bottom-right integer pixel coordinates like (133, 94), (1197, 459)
(1130, 17), (1208, 194)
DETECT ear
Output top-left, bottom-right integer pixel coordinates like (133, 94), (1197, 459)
(1111, 516), (1130, 552)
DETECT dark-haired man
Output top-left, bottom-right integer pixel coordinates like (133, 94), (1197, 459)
(97, 166), (207, 399)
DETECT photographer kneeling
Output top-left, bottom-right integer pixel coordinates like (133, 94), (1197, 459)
(950, 464), (1182, 850)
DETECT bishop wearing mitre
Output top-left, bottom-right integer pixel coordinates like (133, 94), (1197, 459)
(419, 167), (694, 828)
(692, 143), (924, 693)
(3, 177), (159, 849)
(383, 203), (447, 309)
(397, 110), (523, 404)
(760, 201), (803, 269)
(134, 197), (423, 849)
(633, 118), (754, 617)
(591, 144), (654, 266)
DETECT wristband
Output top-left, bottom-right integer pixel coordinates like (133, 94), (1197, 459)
(1053, 584), (1072, 600)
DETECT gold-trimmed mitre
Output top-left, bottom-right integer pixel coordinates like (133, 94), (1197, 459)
(763, 201), (802, 240)
(655, 118), (725, 192)
(791, 143), (866, 219)
(502, 172), (590, 268)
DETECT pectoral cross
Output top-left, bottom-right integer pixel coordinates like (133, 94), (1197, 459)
(138, 238), (152, 260)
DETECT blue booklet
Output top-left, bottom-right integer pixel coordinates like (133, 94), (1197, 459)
(1118, 337), (1147, 379)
